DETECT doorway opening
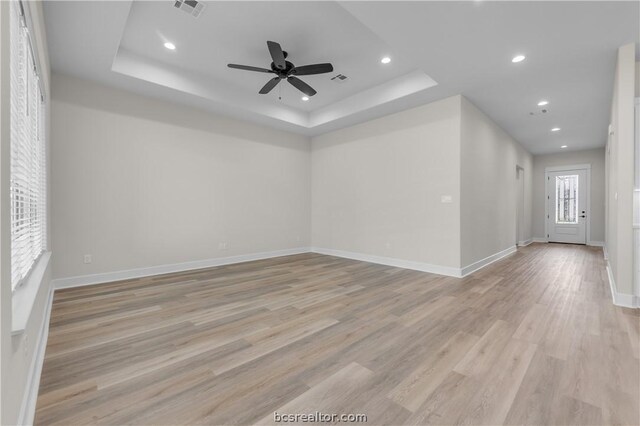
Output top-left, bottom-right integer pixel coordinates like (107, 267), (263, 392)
(516, 165), (525, 246)
(545, 164), (591, 244)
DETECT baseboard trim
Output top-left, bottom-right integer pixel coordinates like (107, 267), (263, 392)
(606, 262), (639, 308)
(53, 247), (311, 290)
(532, 238), (603, 247)
(52, 244), (526, 291)
(17, 285), (54, 426)
(310, 246), (518, 279)
(310, 247), (463, 278)
(518, 239), (533, 247)
(460, 246), (518, 277)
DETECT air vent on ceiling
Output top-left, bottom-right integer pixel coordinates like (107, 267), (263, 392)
(174, 0), (205, 18)
(331, 74), (348, 83)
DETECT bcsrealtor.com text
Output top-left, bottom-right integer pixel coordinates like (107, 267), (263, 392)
(274, 411), (367, 423)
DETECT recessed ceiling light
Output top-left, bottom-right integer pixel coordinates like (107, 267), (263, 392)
(561, 145), (568, 149)
(511, 55), (525, 63)
(301, 96), (309, 101)
(381, 57), (391, 64)
(164, 42), (176, 50)
(551, 127), (561, 132)
(537, 100), (548, 106)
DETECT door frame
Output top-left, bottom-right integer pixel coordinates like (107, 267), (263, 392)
(516, 165), (525, 245)
(544, 164), (591, 244)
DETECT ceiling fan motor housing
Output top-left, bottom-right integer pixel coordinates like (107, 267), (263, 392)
(272, 60), (295, 77)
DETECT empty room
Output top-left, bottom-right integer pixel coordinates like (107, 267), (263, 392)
(1, 1), (639, 425)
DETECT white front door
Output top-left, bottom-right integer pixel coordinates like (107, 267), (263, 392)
(546, 168), (588, 244)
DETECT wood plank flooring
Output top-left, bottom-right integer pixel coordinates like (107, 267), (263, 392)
(35, 243), (639, 425)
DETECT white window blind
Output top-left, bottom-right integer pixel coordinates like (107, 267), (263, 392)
(10, 0), (47, 290)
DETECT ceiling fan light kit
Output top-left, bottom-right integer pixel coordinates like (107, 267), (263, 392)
(228, 41), (334, 97)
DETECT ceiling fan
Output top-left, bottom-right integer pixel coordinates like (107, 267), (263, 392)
(228, 41), (333, 97)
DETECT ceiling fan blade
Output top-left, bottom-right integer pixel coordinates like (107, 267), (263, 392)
(287, 76), (317, 97)
(267, 41), (286, 70)
(292, 63), (334, 76)
(228, 64), (274, 73)
(259, 77), (282, 94)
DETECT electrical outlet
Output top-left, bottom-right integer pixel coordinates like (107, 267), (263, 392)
(218, 242), (228, 250)
(441, 195), (453, 203)
(83, 254), (92, 264)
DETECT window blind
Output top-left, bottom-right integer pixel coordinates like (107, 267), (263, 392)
(10, 0), (47, 290)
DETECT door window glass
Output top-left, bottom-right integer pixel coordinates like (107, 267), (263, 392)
(556, 175), (578, 224)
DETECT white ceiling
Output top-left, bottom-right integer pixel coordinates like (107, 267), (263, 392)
(120, 1), (421, 111)
(44, 1), (639, 154)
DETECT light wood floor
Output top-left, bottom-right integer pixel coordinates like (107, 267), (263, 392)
(35, 243), (639, 425)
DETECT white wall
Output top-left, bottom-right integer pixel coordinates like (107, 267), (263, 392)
(311, 96), (462, 269)
(635, 61), (640, 97)
(1, 2), (52, 424)
(606, 43), (636, 296)
(532, 148), (606, 243)
(51, 74), (311, 280)
(311, 95), (534, 273)
(460, 97), (533, 267)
